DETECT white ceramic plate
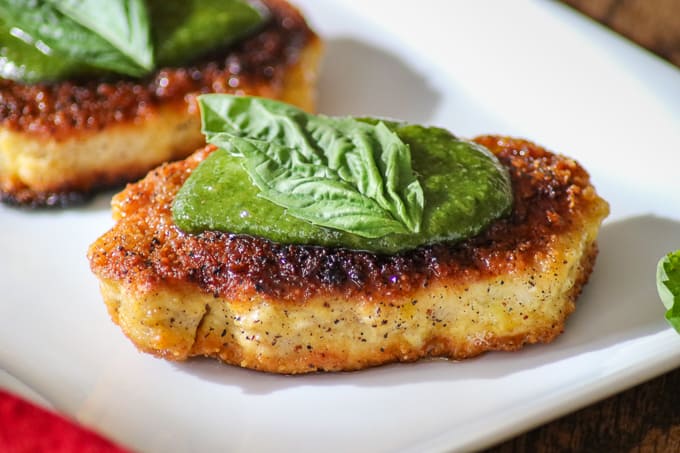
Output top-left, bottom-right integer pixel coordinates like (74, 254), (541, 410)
(2, 1), (680, 451)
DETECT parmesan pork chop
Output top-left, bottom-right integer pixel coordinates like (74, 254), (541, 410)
(0, 0), (321, 207)
(88, 136), (609, 374)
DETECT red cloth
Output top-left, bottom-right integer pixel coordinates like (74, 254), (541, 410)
(0, 390), (130, 453)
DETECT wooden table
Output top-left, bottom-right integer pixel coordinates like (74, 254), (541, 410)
(562, 0), (680, 67)
(486, 1), (680, 451)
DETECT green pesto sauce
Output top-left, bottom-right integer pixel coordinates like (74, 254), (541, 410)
(0, 0), (265, 83)
(148, 0), (265, 67)
(172, 122), (513, 254)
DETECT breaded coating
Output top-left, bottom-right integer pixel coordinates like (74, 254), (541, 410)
(88, 136), (609, 374)
(0, 0), (321, 207)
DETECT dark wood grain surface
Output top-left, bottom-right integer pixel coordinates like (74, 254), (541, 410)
(562, 0), (680, 67)
(486, 1), (680, 451)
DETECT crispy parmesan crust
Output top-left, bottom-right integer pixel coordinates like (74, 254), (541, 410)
(0, 0), (321, 207)
(88, 136), (609, 373)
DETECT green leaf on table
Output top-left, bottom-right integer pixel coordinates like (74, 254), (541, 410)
(196, 94), (425, 238)
(657, 249), (680, 333)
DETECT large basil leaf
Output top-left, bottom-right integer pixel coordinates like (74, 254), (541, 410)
(0, 17), (83, 82)
(198, 94), (425, 238)
(48, 0), (153, 72)
(0, 0), (150, 77)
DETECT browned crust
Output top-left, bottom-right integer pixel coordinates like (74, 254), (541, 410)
(0, 163), (153, 207)
(96, 237), (599, 373)
(196, 242), (598, 373)
(89, 136), (609, 373)
(89, 136), (610, 303)
(0, 185), (90, 207)
(0, 0), (320, 208)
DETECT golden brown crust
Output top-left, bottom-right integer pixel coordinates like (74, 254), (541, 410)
(0, 0), (321, 207)
(90, 136), (607, 301)
(88, 137), (610, 373)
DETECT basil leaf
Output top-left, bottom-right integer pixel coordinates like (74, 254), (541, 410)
(0, 17), (84, 82)
(48, 0), (153, 72)
(211, 134), (413, 237)
(0, 0), (149, 77)
(657, 250), (680, 333)
(198, 94), (424, 238)
(148, 0), (268, 67)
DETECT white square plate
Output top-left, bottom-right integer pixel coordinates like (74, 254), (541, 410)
(2, 1), (680, 451)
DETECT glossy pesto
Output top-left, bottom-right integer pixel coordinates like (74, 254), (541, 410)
(148, 0), (266, 67)
(172, 121), (513, 254)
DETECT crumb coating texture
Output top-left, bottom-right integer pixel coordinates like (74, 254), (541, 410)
(88, 136), (610, 373)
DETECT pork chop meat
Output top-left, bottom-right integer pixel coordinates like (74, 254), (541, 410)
(88, 136), (609, 374)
